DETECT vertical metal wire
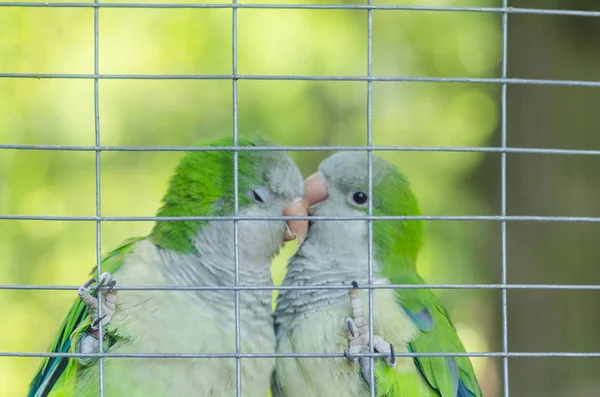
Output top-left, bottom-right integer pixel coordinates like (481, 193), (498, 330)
(93, 0), (104, 395)
(366, 2), (375, 396)
(232, 1), (241, 396)
(501, 2), (510, 397)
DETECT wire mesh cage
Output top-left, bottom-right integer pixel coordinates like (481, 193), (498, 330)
(1, 1), (600, 397)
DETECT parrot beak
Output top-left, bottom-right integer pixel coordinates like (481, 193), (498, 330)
(283, 197), (308, 243)
(302, 172), (329, 210)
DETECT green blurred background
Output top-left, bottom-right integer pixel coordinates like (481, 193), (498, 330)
(1, 0), (599, 395)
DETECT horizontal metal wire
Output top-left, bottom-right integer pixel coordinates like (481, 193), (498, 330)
(1, 74), (599, 88)
(3, 144), (600, 158)
(0, 3), (598, 18)
(2, 214), (600, 222)
(2, 144), (600, 157)
(2, 351), (599, 359)
(1, 283), (599, 292)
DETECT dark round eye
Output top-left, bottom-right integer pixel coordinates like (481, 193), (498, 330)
(251, 189), (264, 203)
(352, 191), (368, 205)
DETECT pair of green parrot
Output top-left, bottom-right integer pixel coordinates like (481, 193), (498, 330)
(28, 136), (482, 397)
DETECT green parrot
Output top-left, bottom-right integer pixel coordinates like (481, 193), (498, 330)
(28, 136), (308, 397)
(273, 151), (482, 397)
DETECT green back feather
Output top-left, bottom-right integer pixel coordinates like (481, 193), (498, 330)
(370, 164), (482, 397)
(371, 165), (423, 278)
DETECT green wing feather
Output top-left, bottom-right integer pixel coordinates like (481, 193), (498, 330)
(27, 238), (140, 397)
(389, 273), (483, 397)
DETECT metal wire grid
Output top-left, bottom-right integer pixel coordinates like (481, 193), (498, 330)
(1, 3), (600, 397)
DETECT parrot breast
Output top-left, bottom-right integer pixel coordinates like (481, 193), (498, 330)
(75, 239), (276, 397)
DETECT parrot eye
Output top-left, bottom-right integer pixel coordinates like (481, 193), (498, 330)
(349, 191), (368, 206)
(251, 190), (264, 203)
(248, 186), (272, 204)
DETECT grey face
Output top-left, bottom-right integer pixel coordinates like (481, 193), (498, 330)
(308, 151), (390, 218)
(319, 151), (390, 196)
(236, 151), (306, 261)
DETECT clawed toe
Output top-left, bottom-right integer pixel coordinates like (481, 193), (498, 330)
(344, 349), (358, 364)
(386, 344), (396, 368)
(77, 272), (118, 330)
(343, 280), (397, 371)
(91, 314), (107, 330)
(106, 279), (117, 293)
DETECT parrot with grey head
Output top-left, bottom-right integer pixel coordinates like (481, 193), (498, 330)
(273, 151), (482, 397)
(28, 136), (308, 397)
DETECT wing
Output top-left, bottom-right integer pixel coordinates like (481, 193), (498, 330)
(27, 238), (141, 397)
(393, 273), (483, 397)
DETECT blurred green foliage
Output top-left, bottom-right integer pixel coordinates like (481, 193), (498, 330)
(0, 0), (501, 395)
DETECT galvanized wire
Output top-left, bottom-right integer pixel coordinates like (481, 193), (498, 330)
(0, 74), (599, 87)
(3, 3), (600, 397)
(2, 283), (600, 292)
(93, 0), (105, 394)
(2, 214), (600, 222)
(0, 3), (598, 18)
(500, 2), (510, 396)
(366, 1), (375, 395)
(232, 1), (242, 395)
(3, 351), (600, 359)
(2, 351), (600, 359)
(2, 144), (600, 155)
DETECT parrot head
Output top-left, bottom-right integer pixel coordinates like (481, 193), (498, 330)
(302, 151), (423, 273)
(151, 136), (307, 260)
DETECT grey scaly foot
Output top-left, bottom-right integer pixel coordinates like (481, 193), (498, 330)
(78, 272), (118, 330)
(343, 281), (397, 373)
(74, 272), (117, 365)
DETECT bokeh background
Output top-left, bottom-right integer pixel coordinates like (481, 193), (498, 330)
(1, 0), (599, 395)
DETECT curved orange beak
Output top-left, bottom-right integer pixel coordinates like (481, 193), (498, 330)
(283, 197), (308, 243)
(302, 172), (329, 208)
(281, 172), (329, 244)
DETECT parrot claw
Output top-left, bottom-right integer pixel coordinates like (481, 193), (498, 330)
(387, 343), (397, 368)
(106, 279), (117, 293)
(371, 335), (397, 369)
(91, 314), (108, 330)
(95, 272), (112, 291)
(82, 278), (96, 289)
(347, 318), (356, 338)
(78, 272), (118, 330)
(344, 349), (358, 364)
(343, 281), (397, 372)
(74, 272), (118, 366)
(385, 343), (396, 368)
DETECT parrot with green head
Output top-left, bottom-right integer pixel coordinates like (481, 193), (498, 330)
(273, 151), (482, 397)
(28, 136), (308, 397)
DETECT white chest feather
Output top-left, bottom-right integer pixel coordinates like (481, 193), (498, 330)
(275, 288), (420, 397)
(78, 240), (275, 397)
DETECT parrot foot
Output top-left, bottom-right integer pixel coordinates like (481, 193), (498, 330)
(74, 272), (118, 366)
(344, 281), (397, 369)
(78, 272), (118, 330)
